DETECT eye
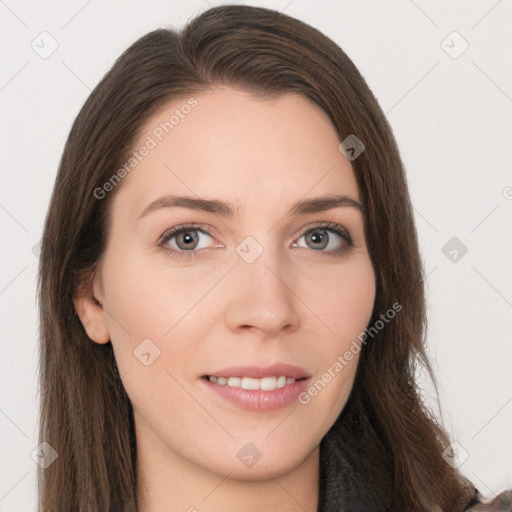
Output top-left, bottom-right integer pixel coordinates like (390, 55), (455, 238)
(292, 222), (352, 255)
(158, 223), (220, 259)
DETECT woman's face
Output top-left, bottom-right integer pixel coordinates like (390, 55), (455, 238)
(79, 88), (375, 482)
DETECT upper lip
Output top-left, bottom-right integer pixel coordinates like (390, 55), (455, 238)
(203, 363), (311, 380)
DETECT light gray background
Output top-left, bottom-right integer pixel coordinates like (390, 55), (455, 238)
(1, 0), (511, 509)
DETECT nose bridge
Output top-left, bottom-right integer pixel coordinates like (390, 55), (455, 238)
(236, 233), (289, 295)
(225, 234), (300, 335)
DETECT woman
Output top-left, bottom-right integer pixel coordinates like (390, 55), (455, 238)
(36, 5), (511, 511)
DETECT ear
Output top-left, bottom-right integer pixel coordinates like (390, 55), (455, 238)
(73, 266), (110, 344)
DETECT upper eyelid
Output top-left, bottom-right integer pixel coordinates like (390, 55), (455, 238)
(157, 222), (214, 244)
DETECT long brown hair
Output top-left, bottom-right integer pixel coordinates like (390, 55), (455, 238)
(37, 5), (475, 511)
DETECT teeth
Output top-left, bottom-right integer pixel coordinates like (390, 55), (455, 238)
(241, 377), (260, 390)
(208, 375), (297, 390)
(227, 377), (241, 387)
(260, 377), (276, 391)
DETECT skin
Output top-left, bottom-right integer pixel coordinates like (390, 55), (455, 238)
(74, 87), (376, 512)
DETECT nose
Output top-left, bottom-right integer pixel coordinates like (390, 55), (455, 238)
(224, 245), (301, 338)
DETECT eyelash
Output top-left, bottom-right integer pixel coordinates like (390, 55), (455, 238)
(157, 221), (353, 261)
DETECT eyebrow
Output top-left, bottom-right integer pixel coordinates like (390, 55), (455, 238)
(138, 193), (364, 221)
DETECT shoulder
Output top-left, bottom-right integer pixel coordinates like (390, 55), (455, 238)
(465, 490), (512, 511)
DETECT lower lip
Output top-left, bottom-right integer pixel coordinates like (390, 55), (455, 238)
(200, 377), (309, 411)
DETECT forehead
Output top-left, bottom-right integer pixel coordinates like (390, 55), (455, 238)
(114, 88), (360, 219)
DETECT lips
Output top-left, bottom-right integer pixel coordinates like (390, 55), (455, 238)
(200, 363), (311, 411)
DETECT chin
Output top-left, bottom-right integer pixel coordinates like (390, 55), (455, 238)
(203, 443), (316, 482)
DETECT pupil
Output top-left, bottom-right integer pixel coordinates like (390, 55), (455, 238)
(179, 231), (198, 249)
(309, 229), (328, 249)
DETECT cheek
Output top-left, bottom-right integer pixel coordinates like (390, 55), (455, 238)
(295, 253), (376, 340)
(100, 250), (220, 385)
(331, 273), (376, 339)
(297, 256), (374, 412)
(101, 248), (203, 338)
